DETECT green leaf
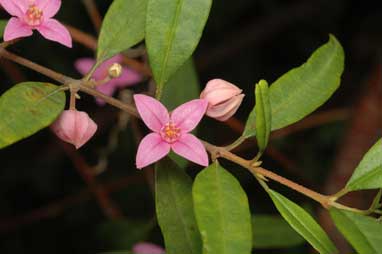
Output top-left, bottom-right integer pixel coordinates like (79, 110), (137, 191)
(243, 35), (344, 138)
(346, 139), (382, 191)
(268, 190), (338, 254)
(155, 158), (202, 254)
(193, 162), (252, 254)
(0, 19), (7, 38)
(0, 82), (65, 149)
(330, 209), (382, 254)
(146, 0), (212, 99)
(161, 58), (200, 110)
(97, 219), (154, 250)
(254, 80), (271, 152)
(97, 0), (147, 62)
(252, 214), (305, 249)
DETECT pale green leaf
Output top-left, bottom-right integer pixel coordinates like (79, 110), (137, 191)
(161, 58), (200, 110)
(252, 214), (305, 249)
(146, 0), (212, 99)
(255, 80), (271, 152)
(346, 139), (382, 191)
(97, 0), (147, 62)
(269, 190), (338, 254)
(243, 35), (344, 138)
(155, 158), (202, 254)
(330, 209), (382, 254)
(0, 82), (65, 149)
(193, 162), (252, 254)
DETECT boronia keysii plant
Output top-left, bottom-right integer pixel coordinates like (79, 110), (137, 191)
(0, 1), (381, 254)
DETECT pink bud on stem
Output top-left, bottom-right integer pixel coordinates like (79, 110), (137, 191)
(51, 110), (97, 149)
(200, 79), (244, 121)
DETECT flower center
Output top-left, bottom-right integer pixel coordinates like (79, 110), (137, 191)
(25, 5), (43, 26)
(160, 122), (181, 143)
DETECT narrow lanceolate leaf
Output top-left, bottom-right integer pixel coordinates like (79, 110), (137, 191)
(330, 209), (382, 254)
(161, 58), (200, 110)
(346, 139), (382, 191)
(0, 19), (7, 38)
(146, 0), (212, 99)
(255, 80), (271, 152)
(252, 214), (305, 249)
(269, 190), (338, 254)
(193, 162), (252, 254)
(0, 82), (65, 149)
(97, 0), (147, 62)
(243, 35), (344, 138)
(155, 158), (202, 254)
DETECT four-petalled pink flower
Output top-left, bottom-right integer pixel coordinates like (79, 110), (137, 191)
(75, 55), (142, 106)
(1, 0), (72, 47)
(134, 94), (209, 169)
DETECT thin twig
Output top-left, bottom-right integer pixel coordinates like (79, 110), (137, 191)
(82, 0), (103, 33)
(0, 48), (72, 83)
(59, 142), (124, 219)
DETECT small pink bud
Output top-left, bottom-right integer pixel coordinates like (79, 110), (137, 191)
(200, 79), (244, 121)
(132, 242), (165, 254)
(51, 110), (97, 149)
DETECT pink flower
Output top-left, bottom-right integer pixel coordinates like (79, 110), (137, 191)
(75, 55), (142, 106)
(51, 110), (97, 149)
(134, 94), (209, 169)
(200, 79), (244, 121)
(132, 242), (165, 254)
(1, 0), (72, 47)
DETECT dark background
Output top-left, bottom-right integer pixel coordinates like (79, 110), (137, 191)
(0, 0), (381, 253)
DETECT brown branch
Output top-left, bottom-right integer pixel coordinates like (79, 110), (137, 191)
(0, 48), (72, 83)
(82, 0), (103, 33)
(66, 24), (97, 50)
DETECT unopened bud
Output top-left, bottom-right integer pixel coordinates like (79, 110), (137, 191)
(200, 79), (244, 121)
(108, 63), (123, 78)
(51, 110), (98, 149)
(132, 242), (165, 254)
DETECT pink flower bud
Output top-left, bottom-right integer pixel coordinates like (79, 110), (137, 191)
(132, 242), (165, 254)
(200, 79), (244, 121)
(51, 110), (97, 149)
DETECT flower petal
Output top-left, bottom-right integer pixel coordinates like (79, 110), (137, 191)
(136, 133), (170, 169)
(91, 54), (124, 80)
(36, 18), (72, 47)
(172, 133), (209, 167)
(36, 0), (61, 18)
(207, 94), (245, 121)
(50, 110), (76, 143)
(74, 58), (96, 76)
(0, 0), (26, 17)
(3, 17), (33, 41)
(171, 99), (208, 133)
(73, 111), (97, 149)
(134, 94), (169, 133)
(132, 242), (165, 254)
(115, 67), (142, 87)
(200, 79), (242, 106)
(94, 81), (119, 106)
